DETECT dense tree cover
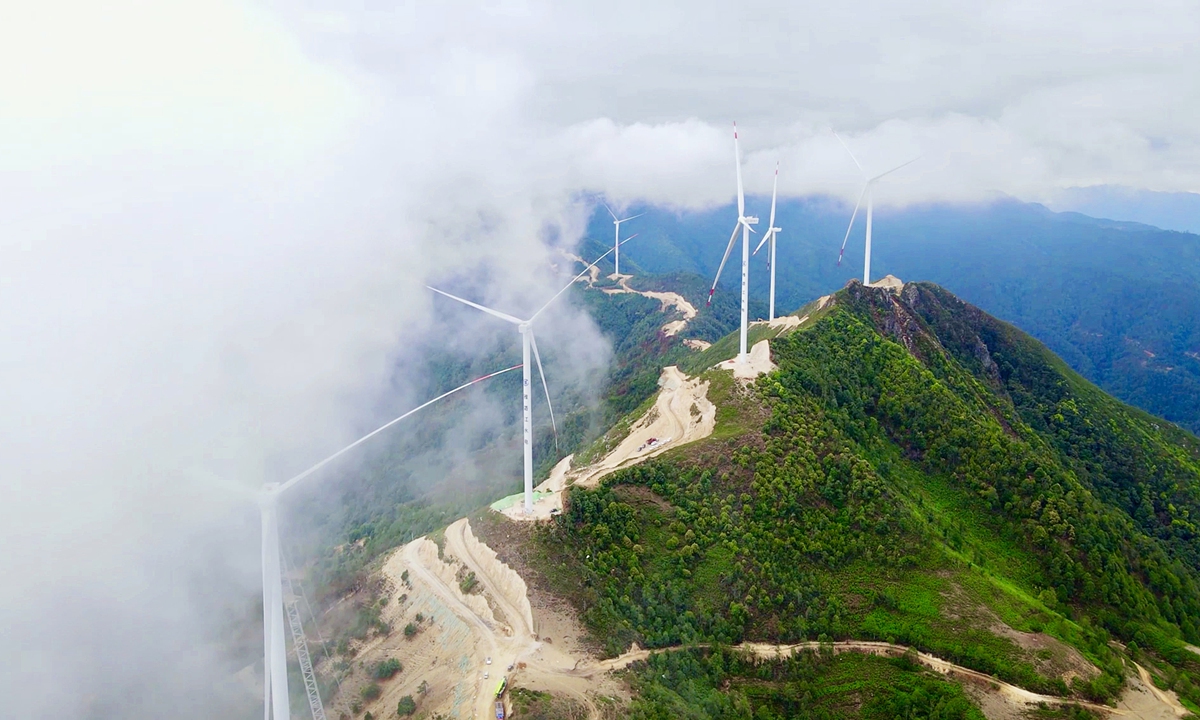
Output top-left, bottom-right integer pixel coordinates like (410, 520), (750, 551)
(831, 283), (1200, 644)
(557, 420), (920, 650)
(902, 284), (1200, 572)
(626, 647), (985, 720)
(586, 199), (1200, 432)
(539, 282), (1200, 710)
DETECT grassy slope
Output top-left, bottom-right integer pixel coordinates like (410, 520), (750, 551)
(522, 281), (1200, 715)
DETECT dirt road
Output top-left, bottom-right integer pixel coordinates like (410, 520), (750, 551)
(398, 538), (502, 720)
(445, 519), (535, 640)
(1126, 662), (1190, 718)
(602, 275), (698, 337)
(573, 365), (715, 488)
(381, 533), (1184, 720)
(577, 640), (1169, 718)
(387, 521), (618, 719)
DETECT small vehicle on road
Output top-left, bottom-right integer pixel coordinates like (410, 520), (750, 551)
(495, 700), (506, 719)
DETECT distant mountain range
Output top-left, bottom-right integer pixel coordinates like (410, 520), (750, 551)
(1051, 186), (1200, 235)
(586, 197), (1200, 434)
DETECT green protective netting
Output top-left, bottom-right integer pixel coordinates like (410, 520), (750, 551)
(489, 490), (553, 511)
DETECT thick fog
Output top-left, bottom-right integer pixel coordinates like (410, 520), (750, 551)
(2, 1), (1198, 717)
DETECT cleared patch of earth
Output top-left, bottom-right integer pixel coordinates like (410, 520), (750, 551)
(572, 365), (715, 488)
(716, 337), (775, 379)
(601, 274), (697, 337)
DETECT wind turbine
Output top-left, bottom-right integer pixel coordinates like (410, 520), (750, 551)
(752, 161), (781, 321)
(256, 363), (520, 720)
(429, 243), (624, 514)
(603, 205), (644, 277)
(835, 132), (918, 286)
(707, 122), (758, 364)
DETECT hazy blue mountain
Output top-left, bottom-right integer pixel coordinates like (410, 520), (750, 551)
(1052, 186), (1200, 235)
(589, 197), (1200, 433)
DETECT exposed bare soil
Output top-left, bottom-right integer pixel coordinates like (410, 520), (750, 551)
(572, 365), (715, 488)
(601, 274), (697, 337)
(353, 524), (1186, 720)
(716, 338), (776, 379)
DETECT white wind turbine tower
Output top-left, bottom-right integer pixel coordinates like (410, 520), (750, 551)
(708, 122), (758, 364)
(256, 363), (521, 720)
(753, 161), (782, 321)
(429, 244), (623, 514)
(835, 132), (918, 285)
(603, 205), (644, 277)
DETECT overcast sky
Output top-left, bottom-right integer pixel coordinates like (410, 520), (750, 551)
(2, 1), (1198, 716)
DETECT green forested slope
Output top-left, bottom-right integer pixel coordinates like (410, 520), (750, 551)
(526, 280), (1200, 716)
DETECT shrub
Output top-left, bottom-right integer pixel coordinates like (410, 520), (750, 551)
(371, 658), (402, 680)
(396, 695), (417, 716)
(360, 683), (382, 702)
(404, 622), (418, 638)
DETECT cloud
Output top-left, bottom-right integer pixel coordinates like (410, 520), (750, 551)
(0, 1), (608, 717)
(4, 0), (1199, 715)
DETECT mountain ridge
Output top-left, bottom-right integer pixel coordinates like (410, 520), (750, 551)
(499, 278), (1200, 717)
(586, 198), (1200, 434)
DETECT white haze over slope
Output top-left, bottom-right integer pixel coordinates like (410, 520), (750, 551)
(1, 0), (1197, 716)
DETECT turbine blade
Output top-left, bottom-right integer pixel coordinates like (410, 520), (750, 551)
(708, 221), (740, 306)
(766, 160), (779, 232)
(529, 331), (558, 451)
(733, 122), (745, 218)
(427, 286), (523, 325)
(838, 184), (867, 266)
(833, 130), (865, 176)
(273, 364), (522, 496)
(870, 155), (920, 183)
(753, 229), (772, 256)
(619, 212), (645, 223)
(602, 203), (618, 221)
(619, 233), (638, 245)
